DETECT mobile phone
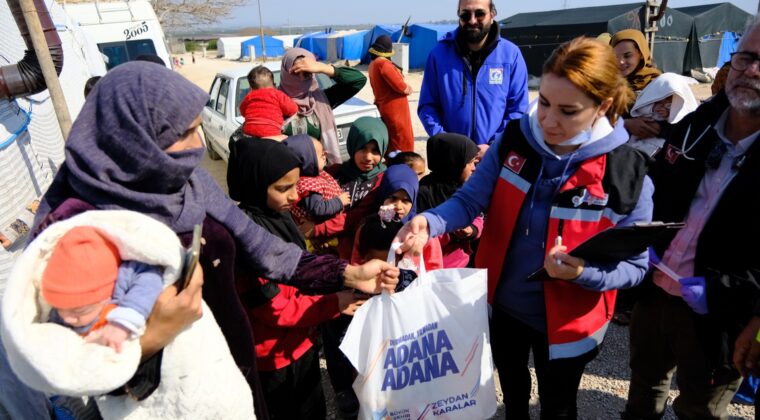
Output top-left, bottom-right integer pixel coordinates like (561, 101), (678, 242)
(178, 224), (202, 292)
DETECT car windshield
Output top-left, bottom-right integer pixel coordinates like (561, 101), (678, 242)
(235, 71), (336, 117)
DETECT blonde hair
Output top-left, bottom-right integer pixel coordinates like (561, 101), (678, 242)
(542, 37), (634, 125)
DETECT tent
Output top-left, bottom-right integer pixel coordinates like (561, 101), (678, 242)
(295, 30), (369, 61)
(300, 32), (340, 61)
(240, 35), (285, 59)
(217, 36), (252, 59)
(716, 32), (740, 68)
(393, 23), (457, 69)
(501, 3), (694, 75)
(273, 34), (301, 49)
(677, 3), (752, 70)
(361, 24), (402, 63)
(0, 0), (106, 285)
(294, 31), (322, 52)
(341, 30), (369, 60)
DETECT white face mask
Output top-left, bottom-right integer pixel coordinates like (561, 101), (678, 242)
(558, 125), (594, 146)
(528, 99), (614, 156)
(557, 108), (602, 146)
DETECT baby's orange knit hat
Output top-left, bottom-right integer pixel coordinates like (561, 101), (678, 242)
(41, 226), (120, 309)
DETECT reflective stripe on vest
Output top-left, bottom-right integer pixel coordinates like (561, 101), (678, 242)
(549, 320), (610, 360)
(477, 140), (621, 360)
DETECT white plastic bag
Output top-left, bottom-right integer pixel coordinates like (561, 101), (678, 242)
(340, 246), (497, 419)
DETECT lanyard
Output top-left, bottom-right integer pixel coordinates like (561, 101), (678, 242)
(678, 124), (713, 161)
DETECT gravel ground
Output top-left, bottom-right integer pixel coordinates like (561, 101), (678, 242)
(317, 323), (755, 420)
(191, 56), (753, 420)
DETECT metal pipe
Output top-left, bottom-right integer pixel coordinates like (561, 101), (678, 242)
(0, 0), (64, 100)
(19, 0), (73, 140)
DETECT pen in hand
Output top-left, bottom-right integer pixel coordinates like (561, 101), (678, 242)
(555, 236), (563, 265)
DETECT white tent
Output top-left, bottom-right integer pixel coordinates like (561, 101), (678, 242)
(0, 0), (106, 292)
(273, 34), (301, 49)
(217, 36), (252, 60)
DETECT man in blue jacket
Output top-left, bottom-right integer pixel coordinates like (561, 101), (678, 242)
(418, 0), (529, 155)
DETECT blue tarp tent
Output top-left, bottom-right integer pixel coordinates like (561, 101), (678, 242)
(294, 31), (323, 52)
(361, 24), (402, 63)
(341, 30), (369, 60)
(311, 33), (340, 61)
(716, 31), (739, 67)
(240, 35), (285, 58)
(393, 24), (457, 69)
(295, 30), (369, 61)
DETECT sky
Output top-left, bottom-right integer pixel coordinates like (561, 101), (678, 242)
(225, 0), (758, 28)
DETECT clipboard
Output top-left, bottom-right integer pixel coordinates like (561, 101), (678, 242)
(526, 222), (684, 282)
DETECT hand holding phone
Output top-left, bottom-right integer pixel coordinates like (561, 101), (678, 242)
(178, 225), (202, 292)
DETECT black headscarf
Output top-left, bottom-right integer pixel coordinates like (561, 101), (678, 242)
(284, 134), (319, 177)
(231, 138), (306, 249)
(418, 133), (479, 212)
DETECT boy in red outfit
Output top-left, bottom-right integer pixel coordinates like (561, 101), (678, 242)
(239, 66), (298, 140)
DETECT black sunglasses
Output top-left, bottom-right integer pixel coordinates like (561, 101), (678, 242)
(459, 9), (487, 22)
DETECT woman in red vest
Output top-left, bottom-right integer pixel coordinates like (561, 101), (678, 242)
(395, 37), (655, 419)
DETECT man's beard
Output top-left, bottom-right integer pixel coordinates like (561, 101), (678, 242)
(461, 20), (491, 43)
(727, 75), (760, 114)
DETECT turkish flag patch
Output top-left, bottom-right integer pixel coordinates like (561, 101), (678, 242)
(505, 151), (526, 174)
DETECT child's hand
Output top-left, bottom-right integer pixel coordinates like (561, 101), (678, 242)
(453, 226), (474, 239)
(624, 117), (661, 138)
(86, 323), (131, 353)
(0, 233), (10, 250)
(336, 291), (369, 316)
(339, 192), (351, 207)
(310, 238), (331, 251)
(299, 221), (315, 238)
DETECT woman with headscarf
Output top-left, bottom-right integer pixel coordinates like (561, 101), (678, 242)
(627, 72), (700, 156)
(232, 138), (363, 420)
(280, 48), (367, 165)
(28, 62), (397, 418)
(610, 29), (665, 324)
(368, 35), (415, 154)
(418, 133), (483, 268)
(610, 29), (664, 139)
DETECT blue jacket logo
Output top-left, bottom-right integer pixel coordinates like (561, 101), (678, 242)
(489, 67), (504, 85)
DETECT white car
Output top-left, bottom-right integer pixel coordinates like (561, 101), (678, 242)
(201, 63), (380, 162)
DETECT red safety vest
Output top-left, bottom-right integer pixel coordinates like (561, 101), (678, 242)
(476, 120), (646, 359)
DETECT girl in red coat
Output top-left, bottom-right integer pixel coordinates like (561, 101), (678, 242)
(368, 35), (415, 154)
